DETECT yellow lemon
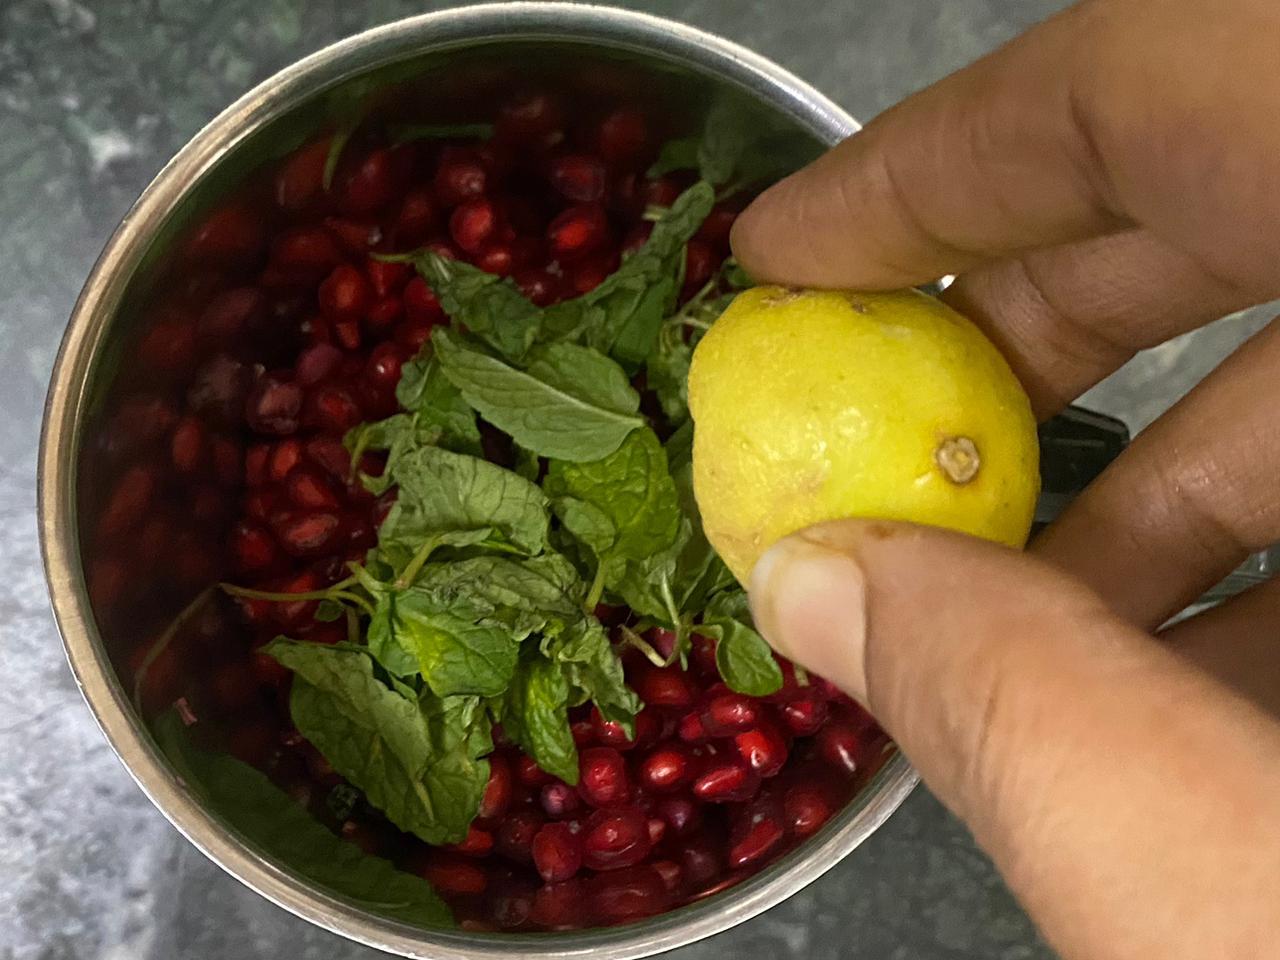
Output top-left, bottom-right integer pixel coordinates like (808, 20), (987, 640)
(688, 286), (1040, 585)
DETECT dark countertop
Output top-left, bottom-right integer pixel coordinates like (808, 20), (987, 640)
(1, 2), (1269, 958)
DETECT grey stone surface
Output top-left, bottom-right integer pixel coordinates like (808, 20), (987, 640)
(0, 1), (1270, 959)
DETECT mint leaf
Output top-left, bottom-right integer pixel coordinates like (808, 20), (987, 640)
(647, 137), (701, 179)
(496, 644), (578, 784)
(550, 617), (642, 731)
(544, 428), (682, 578)
(264, 641), (490, 844)
(378, 445), (549, 570)
(647, 334), (693, 423)
(394, 353), (482, 453)
(433, 328), (644, 461)
(152, 712), (453, 928)
(700, 590), (783, 696)
(410, 554), (583, 628)
(410, 252), (541, 361)
(381, 591), (522, 698)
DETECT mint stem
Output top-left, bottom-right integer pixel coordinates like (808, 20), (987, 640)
(584, 563), (608, 613)
(619, 625), (666, 667)
(395, 535), (441, 590)
(219, 575), (358, 603)
(131, 586), (216, 714)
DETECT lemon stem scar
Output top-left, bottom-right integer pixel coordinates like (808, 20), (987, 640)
(935, 436), (981, 485)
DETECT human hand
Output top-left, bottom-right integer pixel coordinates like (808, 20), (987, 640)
(731, 1), (1280, 958)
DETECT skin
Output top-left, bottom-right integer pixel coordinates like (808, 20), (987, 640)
(731, 1), (1280, 958)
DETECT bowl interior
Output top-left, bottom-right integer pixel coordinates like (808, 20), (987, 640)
(48, 9), (917, 959)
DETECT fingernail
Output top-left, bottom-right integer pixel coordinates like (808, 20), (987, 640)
(749, 534), (869, 704)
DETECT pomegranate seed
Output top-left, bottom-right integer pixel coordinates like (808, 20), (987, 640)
(690, 633), (718, 678)
(285, 464), (341, 510)
(548, 153), (607, 202)
(784, 783), (835, 838)
(540, 782), (582, 819)
(304, 384), (362, 435)
(372, 488), (398, 527)
(137, 318), (196, 374)
(632, 664), (697, 709)
(97, 465), (157, 538)
(244, 443), (270, 486)
(516, 755), (555, 787)
(274, 137), (329, 212)
(229, 519), (279, 573)
(424, 239), (460, 260)
(209, 663), (257, 711)
(186, 202), (264, 265)
(568, 253), (616, 294)
(692, 760), (760, 803)
(209, 436), (242, 488)
(250, 648), (292, 688)
(590, 706), (639, 751)
(683, 239), (717, 292)
(365, 296), (404, 332)
(679, 838), (722, 887)
(817, 722), (866, 776)
(577, 747), (630, 808)
(646, 627), (677, 662)
(654, 795), (702, 837)
(495, 809), (544, 863)
(336, 147), (406, 216)
(332, 317), (361, 351)
(597, 108), (649, 164)
(393, 186), (438, 245)
(487, 875), (536, 930)
(696, 204), (739, 247)
(475, 242), (513, 276)
(779, 697), (829, 736)
(532, 879), (589, 930)
(360, 342), (403, 391)
(88, 556), (128, 611)
(449, 198), (497, 253)
(570, 719), (595, 747)
(188, 355), (251, 426)
(318, 264), (372, 322)
(435, 157), (487, 206)
(678, 711), (711, 744)
(702, 692), (760, 735)
(324, 217), (382, 254)
(244, 375), (303, 436)
(581, 807), (651, 871)
(271, 227), (343, 277)
(478, 755), (513, 821)
(513, 267), (561, 306)
(546, 203), (608, 260)
(495, 92), (565, 146)
(243, 487), (282, 522)
(532, 822), (583, 883)
(645, 177), (681, 208)
(272, 511), (341, 557)
(107, 395), (178, 449)
(734, 722), (788, 777)
(448, 824), (495, 858)
(403, 277), (445, 324)
(647, 816), (667, 845)
(591, 865), (670, 922)
(169, 416), (206, 473)
(422, 854), (487, 897)
(728, 796), (785, 869)
(637, 747), (692, 793)
(268, 439), (304, 482)
(366, 257), (411, 298)
(651, 859), (683, 894)
(290, 343), (339, 387)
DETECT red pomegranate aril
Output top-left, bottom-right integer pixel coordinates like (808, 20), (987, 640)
(274, 137), (329, 213)
(590, 706), (639, 751)
(645, 627), (678, 662)
(209, 436), (242, 489)
(449, 198), (498, 253)
(244, 443), (270, 486)
(568, 253), (615, 294)
(365, 296), (404, 332)
(816, 722), (866, 776)
(513, 267), (560, 306)
(109, 395), (178, 448)
(293, 342), (343, 387)
(403, 276), (445, 323)
(581, 806), (651, 871)
(250, 647), (291, 688)
(495, 810), (544, 864)
(475, 242), (514, 276)
(592, 865), (670, 923)
(532, 822), (583, 883)
(516, 755), (555, 787)
(487, 875), (536, 930)
(693, 760), (760, 803)
(448, 824), (495, 858)
(779, 697), (829, 736)
(243, 487), (282, 523)
(393, 187), (438, 246)
(189, 355), (252, 428)
(734, 722), (788, 778)
(654, 795), (702, 838)
(187, 202), (264, 265)
(200, 287), (264, 342)
(209, 662), (258, 712)
(88, 556), (128, 611)
(783, 784), (835, 838)
(597, 108), (649, 164)
(97, 465), (158, 539)
(284, 464), (341, 510)
(304, 384), (362, 435)
(683, 239), (717, 292)
(272, 510), (341, 557)
(478, 755), (513, 821)
(271, 226), (343, 276)
(324, 217), (382, 254)
(577, 747), (630, 808)
(728, 795), (786, 869)
(647, 816), (667, 845)
(546, 203), (608, 260)
(362, 341), (404, 391)
(570, 719), (595, 747)
(332, 317), (361, 351)
(435, 157), (487, 206)
(371, 488), (398, 527)
(366, 257), (411, 298)
(645, 177), (682, 208)
(701, 692), (760, 736)
(318, 264), (372, 323)
(696, 204), (739, 248)
(548, 153), (607, 202)
(495, 92), (565, 146)
(532, 879), (589, 930)
(539, 782), (582, 820)
(423, 854), (488, 897)
(229, 519), (279, 573)
(137, 318), (197, 374)
(268, 438), (304, 482)
(678, 710), (711, 744)
(632, 664), (697, 710)
(336, 147), (404, 216)
(245, 375), (303, 436)
(169, 416), (206, 473)
(637, 747), (692, 793)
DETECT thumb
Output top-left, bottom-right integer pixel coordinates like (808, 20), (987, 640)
(749, 520), (1280, 960)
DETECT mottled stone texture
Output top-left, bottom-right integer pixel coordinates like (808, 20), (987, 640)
(0, 1), (1268, 958)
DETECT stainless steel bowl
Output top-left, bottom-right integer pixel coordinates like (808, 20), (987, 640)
(39, 4), (918, 957)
